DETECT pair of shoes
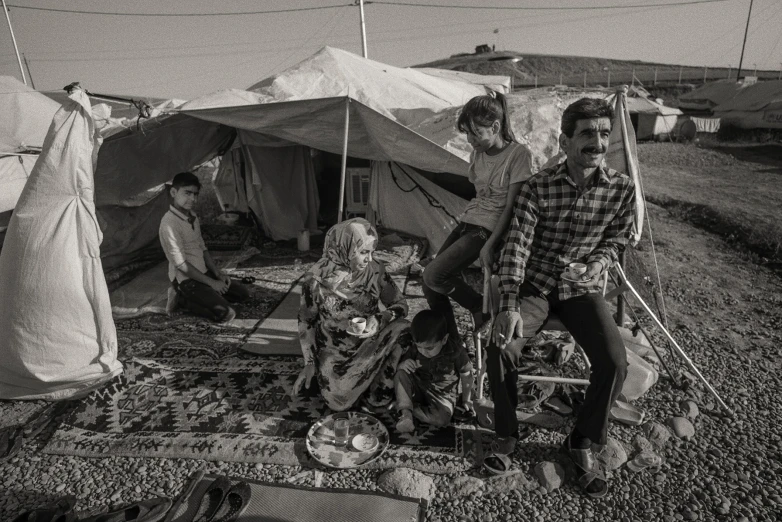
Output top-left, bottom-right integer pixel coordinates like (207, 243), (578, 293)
(192, 476), (251, 522)
(78, 497), (171, 522)
(12, 496), (78, 522)
(559, 434), (608, 498)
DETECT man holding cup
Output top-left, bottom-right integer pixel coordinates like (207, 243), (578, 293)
(485, 98), (636, 498)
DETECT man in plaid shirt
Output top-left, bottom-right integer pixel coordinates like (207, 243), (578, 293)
(485, 98), (635, 498)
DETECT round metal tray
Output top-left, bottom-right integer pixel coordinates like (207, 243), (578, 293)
(305, 411), (389, 469)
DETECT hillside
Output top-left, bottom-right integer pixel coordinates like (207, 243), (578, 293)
(415, 50), (778, 90)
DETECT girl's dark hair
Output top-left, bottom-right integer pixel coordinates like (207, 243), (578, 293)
(410, 310), (448, 344)
(457, 91), (516, 144)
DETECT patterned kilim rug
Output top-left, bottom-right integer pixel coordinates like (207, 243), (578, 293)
(44, 358), (490, 473)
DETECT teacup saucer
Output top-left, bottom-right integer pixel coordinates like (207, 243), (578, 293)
(561, 274), (588, 283)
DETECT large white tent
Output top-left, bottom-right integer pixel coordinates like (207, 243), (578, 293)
(93, 47), (642, 271)
(0, 87), (123, 400)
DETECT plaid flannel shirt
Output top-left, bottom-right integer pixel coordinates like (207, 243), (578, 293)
(498, 161), (636, 312)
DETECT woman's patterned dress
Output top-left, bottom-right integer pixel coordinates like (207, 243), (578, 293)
(298, 268), (411, 411)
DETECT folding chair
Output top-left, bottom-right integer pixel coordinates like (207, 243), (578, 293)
(473, 267), (598, 401)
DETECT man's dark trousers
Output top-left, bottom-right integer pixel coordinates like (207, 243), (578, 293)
(486, 281), (627, 445)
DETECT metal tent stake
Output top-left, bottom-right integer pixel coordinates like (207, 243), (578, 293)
(613, 264), (733, 416)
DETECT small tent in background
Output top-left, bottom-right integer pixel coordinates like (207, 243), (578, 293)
(678, 80), (744, 112)
(624, 93), (683, 141)
(0, 76), (60, 234)
(713, 80), (782, 129)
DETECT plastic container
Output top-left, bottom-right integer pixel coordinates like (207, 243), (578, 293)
(297, 229), (310, 252)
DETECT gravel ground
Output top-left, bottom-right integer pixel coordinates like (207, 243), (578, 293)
(2, 145), (781, 521)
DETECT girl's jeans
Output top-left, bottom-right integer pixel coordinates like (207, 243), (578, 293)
(422, 222), (489, 341)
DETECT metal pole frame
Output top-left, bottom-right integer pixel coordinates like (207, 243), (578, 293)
(613, 264), (733, 416)
(337, 98), (351, 223)
(1, 0), (26, 85)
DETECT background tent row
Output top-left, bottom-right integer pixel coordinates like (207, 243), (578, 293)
(677, 79), (782, 130)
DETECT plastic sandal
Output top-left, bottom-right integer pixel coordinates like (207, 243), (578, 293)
(210, 482), (251, 522)
(559, 435), (608, 499)
(191, 476), (232, 522)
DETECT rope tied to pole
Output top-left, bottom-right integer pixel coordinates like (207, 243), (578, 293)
(64, 82), (153, 128)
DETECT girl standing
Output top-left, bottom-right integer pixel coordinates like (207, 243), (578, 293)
(422, 91), (533, 341)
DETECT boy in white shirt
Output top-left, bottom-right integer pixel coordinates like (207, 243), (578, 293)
(158, 172), (249, 322)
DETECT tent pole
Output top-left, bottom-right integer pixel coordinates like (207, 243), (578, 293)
(1, 0), (26, 85)
(337, 98), (350, 223)
(614, 264), (733, 417)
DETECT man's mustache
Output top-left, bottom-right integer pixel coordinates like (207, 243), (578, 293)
(581, 147), (606, 154)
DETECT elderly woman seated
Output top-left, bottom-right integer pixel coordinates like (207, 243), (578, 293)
(291, 218), (411, 411)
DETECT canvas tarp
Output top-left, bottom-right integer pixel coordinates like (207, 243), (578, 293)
(0, 76), (60, 218)
(246, 46), (489, 127)
(369, 162), (469, 251)
(714, 80), (782, 129)
(0, 87), (122, 400)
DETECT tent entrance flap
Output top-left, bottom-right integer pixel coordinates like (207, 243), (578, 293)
(217, 140), (320, 242)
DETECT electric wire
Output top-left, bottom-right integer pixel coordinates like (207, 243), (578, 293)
(4, 3), (354, 17)
(372, 0), (732, 11)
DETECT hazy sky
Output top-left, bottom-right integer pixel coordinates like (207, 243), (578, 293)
(1, 0), (780, 99)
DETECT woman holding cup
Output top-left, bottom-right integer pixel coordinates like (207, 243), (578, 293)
(292, 218), (411, 411)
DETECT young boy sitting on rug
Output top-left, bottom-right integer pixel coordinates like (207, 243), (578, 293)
(395, 310), (475, 433)
(159, 172), (250, 322)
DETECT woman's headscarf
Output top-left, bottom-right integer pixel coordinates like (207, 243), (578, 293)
(307, 218), (383, 300)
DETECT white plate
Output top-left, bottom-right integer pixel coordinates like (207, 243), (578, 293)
(561, 274), (588, 284)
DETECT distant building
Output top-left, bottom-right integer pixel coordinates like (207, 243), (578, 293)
(475, 44), (491, 54)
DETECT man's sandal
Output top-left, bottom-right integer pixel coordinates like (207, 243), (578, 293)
(560, 435), (608, 499)
(483, 453), (512, 475)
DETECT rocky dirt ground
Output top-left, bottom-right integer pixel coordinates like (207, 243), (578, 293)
(1, 142), (781, 522)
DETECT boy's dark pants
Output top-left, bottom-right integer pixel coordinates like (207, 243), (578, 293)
(486, 282), (627, 445)
(175, 273), (250, 321)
